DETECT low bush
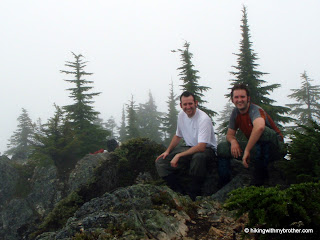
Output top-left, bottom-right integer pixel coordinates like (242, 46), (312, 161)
(224, 182), (320, 239)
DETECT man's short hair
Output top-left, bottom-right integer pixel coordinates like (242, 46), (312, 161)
(231, 83), (250, 98)
(180, 91), (196, 102)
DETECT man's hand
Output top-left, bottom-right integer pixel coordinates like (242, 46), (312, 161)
(155, 151), (169, 162)
(242, 150), (250, 168)
(230, 139), (242, 158)
(170, 154), (180, 168)
(156, 135), (181, 162)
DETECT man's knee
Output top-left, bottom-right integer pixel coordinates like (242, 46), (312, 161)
(217, 142), (231, 158)
(192, 151), (206, 161)
(155, 156), (173, 178)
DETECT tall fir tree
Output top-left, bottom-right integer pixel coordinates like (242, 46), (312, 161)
(118, 106), (127, 143)
(161, 81), (179, 145)
(137, 90), (162, 143)
(228, 6), (290, 126)
(173, 41), (216, 121)
(61, 52), (100, 127)
(5, 108), (35, 160)
(287, 71), (320, 127)
(126, 95), (140, 140)
(61, 52), (109, 157)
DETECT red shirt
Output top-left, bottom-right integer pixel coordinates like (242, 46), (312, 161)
(229, 104), (283, 140)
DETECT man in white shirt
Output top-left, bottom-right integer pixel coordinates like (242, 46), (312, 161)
(155, 91), (217, 200)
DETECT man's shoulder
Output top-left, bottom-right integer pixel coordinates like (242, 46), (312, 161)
(230, 107), (239, 119)
(249, 104), (263, 111)
(249, 104), (265, 115)
(248, 104), (267, 121)
(196, 109), (212, 121)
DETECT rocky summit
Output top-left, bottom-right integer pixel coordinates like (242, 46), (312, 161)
(0, 138), (286, 240)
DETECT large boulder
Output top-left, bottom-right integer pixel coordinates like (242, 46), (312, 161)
(27, 165), (63, 217)
(68, 152), (117, 193)
(36, 184), (192, 240)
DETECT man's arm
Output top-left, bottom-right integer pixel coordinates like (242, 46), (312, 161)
(242, 117), (265, 168)
(170, 142), (207, 167)
(155, 135), (181, 161)
(226, 128), (242, 158)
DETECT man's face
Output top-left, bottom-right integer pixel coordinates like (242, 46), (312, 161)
(180, 95), (198, 118)
(232, 89), (250, 112)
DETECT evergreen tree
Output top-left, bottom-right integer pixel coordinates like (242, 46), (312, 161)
(104, 116), (118, 139)
(228, 6), (290, 125)
(287, 71), (320, 126)
(283, 121), (320, 183)
(172, 41), (216, 120)
(126, 95), (140, 140)
(216, 101), (234, 142)
(61, 52), (109, 157)
(61, 52), (100, 127)
(5, 108), (35, 160)
(137, 90), (162, 143)
(31, 104), (80, 170)
(161, 81), (179, 145)
(118, 106), (127, 143)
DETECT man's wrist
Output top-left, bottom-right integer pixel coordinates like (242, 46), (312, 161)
(230, 138), (238, 144)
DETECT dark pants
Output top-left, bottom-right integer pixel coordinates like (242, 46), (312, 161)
(218, 127), (286, 186)
(156, 146), (215, 178)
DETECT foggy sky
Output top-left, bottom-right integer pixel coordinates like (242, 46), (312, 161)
(1, 0), (320, 154)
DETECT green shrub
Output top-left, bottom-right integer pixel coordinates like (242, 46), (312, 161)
(282, 121), (320, 184)
(114, 138), (166, 186)
(224, 182), (320, 239)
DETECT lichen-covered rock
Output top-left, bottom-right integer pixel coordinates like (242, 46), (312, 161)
(0, 198), (34, 240)
(27, 165), (63, 217)
(36, 184), (192, 240)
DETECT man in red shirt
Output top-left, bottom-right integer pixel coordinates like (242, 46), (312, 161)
(218, 83), (285, 187)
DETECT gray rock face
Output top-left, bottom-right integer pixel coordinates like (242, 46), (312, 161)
(27, 165), (63, 217)
(36, 184), (191, 240)
(0, 163), (63, 240)
(68, 152), (118, 194)
(0, 199), (34, 240)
